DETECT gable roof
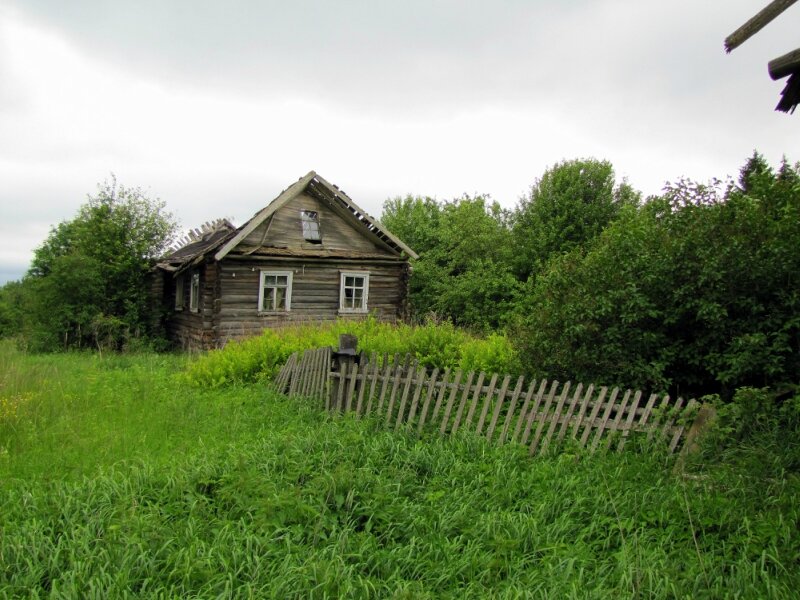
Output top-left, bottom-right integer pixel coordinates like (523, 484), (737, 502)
(214, 170), (418, 260)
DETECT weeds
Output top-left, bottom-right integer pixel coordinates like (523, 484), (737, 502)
(1, 344), (799, 597)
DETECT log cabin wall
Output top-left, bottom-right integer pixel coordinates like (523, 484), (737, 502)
(214, 256), (409, 346)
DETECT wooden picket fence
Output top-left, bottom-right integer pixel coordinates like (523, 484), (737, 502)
(274, 347), (704, 456)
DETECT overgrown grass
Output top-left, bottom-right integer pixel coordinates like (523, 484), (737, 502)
(184, 319), (520, 388)
(2, 344), (799, 597)
(0, 341), (268, 481)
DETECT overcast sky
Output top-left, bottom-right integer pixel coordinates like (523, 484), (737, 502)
(1, 0), (797, 284)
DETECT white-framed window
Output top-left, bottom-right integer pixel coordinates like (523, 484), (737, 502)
(259, 270), (293, 312)
(339, 271), (369, 313)
(174, 275), (185, 310)
(189, 272), (200, 313)
(300, 210), (321, 243)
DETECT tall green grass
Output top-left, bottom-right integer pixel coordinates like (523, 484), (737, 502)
(2, 344), (799, 597)
(184, 319), (520, 388)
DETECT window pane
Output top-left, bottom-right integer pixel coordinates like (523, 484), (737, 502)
(275, 288), (286, 310)
(276, 275), (288, 286)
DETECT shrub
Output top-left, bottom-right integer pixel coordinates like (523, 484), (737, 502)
(183, 319), (520, 387)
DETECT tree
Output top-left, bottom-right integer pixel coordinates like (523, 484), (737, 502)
(512, 154), (800, 399)
(381, 194), (520, 331)
(25, 177), (178, 350)
(512, 158), (639, 280)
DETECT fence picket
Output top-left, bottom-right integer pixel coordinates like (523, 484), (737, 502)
(590, 387), (621, 453)
(616, 390), (643, 452)
(355, 353), (376, 416)
(579, 386), (608, 448)
(499, 376), (526, 445)
(521, 380), (550, 445)
(541, 382), (572, 453)
(401, 368), (428, 430)
(396, 366), (424, 430)
(344, 361), (359, 413)
(512, 380), (538, 444)
(647, 395), (672, 442)
(375, 357), (398, 417)
(451, 372), (477, 434)
(604, 389), (632, 452)
(464, 372), (488, 430)
(475, 374), (500, 435)
(660, 397), (685, 443)
(409, 367), (438, 428)
(430, 369), (452, 424)
(439, 370), (466, 434)
(384, 361), (409, 425)
(569, 384), (594, 441)
(486, 375), (513, 442)
(669, 398), (697, 452)
(421, 369), (449, 433)
(557, 383), (584, 443)
(529, 381), (560, 454)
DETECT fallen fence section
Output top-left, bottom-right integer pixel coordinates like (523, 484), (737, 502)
(273, 345), (702, 457)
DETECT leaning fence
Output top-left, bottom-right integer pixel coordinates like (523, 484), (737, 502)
(273, 342), (706, 457)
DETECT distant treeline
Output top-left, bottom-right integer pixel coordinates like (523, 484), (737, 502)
(0, 154), (797, 400)
(380, 153), (800, 399)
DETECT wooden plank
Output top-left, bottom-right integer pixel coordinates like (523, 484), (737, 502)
(540, 382), (572, 454)
(660, 397), (685, 448)
(344, 361), (359, 413)
(528, 381), (560, 455)
(590, 387), (621, 453)
(604, 389), (632, 452)
(451, 372), (477, 434)
(334, 360), (349, 413)
(408, 368), (439, 425)
(363, 354), (385, 416)
(499, 376), (526, 445)
(646, 395), (672, 442)
(486, 375), (513, 443)
(374, 356), (397, 417)
(616, 390), (643, 452)
(388, 363), (416, 425)
(636, 393), (659, 433)
(419, 368), (448, 434)
(396, 367), (425, 430)
(725, 0), (798, 52)
(439, 370), (465, 434)
(464, 372), (488, 430)
(557, 383), (584, 443)
(511, 379), (538, 444)
(405, 367), (431, 429)
(520, 380), (550, 445)
(383, 362), (405, 424)
(669, 398), (698, 453)
(578, 386), (608, 448)
(355, 352), (376, 416)
(430, 368), (453, 424)
(475, 374), (500, 435)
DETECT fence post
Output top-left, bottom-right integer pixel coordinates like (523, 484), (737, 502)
(330, 334), (358, 412)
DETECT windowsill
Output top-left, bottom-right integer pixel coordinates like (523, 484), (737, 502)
(258, 310), (290, 315)
(338, 309), (368, 315)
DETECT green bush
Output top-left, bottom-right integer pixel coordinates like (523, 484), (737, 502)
(183, 319), (520, 387)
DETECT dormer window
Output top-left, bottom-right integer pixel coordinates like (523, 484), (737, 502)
(301, 210), (321, 243)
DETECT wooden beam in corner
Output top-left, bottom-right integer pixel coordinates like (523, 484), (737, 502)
(725, 0), (798, 52)
(769, 47), (800, 80)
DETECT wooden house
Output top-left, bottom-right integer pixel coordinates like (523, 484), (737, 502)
(153, 171), (418, 350)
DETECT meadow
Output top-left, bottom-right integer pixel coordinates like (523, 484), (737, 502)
(1, 341), (799, 598)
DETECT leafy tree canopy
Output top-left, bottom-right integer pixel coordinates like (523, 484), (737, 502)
(24, 177), (178, 350)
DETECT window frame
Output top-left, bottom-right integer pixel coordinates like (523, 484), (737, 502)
(258, 270), (293, 313)
(189, 272), (200, 313)
(174, 274), (185, 310)
(300, 210), (322, 243)
(339, 271), (369, 314)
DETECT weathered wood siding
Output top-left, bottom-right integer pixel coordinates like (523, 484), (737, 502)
(165, 263), (219, 350)
(241, 192), (395, 256)
(215, 256), (409, 346)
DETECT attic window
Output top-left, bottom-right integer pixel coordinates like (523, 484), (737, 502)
(300, 210), (322, 243)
